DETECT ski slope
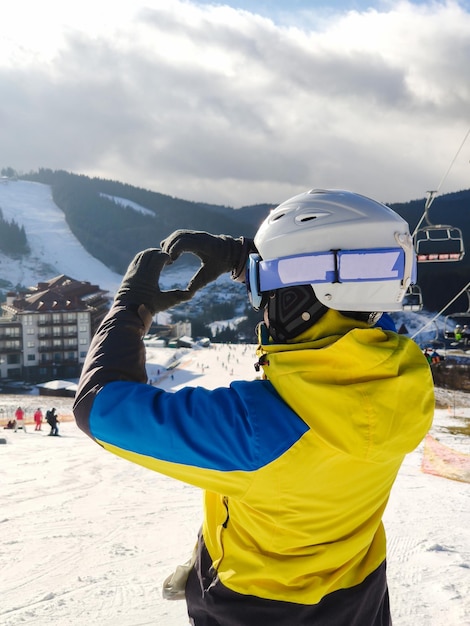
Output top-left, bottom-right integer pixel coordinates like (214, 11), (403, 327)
(0, 179), (202, 300)
(0, 180), (123, 294)
(0, 343), (469, 626)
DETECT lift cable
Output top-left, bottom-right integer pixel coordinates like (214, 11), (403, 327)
(412, 125), (470, 238)
(410, 280), (470, 340)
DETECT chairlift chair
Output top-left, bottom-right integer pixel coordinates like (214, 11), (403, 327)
(415, 190), (465, 262)
(415, 224), (465, 262)
(402, 284), (423, 311)
(443, 288), (470, 344)
(428, 320), (445, 350)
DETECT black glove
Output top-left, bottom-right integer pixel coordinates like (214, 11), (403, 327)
(115, 249), (192, 314)
(161, 230), (255, 292)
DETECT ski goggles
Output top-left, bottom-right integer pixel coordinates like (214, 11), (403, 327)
(245, 247), (411, 311)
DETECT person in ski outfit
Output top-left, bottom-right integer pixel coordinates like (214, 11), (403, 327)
(46, 408), (59, 436)
(73, 189), (434, 626)
(14, 407), (25, 433)
(34, 408), (43, 431)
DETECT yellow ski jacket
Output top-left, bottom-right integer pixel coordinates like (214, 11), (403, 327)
(74, 305), (434, 620)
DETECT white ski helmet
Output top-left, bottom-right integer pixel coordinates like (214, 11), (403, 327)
(250, 189), (415, 312)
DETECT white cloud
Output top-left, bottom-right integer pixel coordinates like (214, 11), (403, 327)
(0, 1), (469, 207)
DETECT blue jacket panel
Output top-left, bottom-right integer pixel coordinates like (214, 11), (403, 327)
(90, 379), (309, 472)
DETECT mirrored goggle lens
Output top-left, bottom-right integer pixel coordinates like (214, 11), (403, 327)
(246, 253), (264, 311)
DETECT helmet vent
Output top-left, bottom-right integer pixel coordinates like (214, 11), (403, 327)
(295, 211), (329, 224)
(270, 212), (286, 222)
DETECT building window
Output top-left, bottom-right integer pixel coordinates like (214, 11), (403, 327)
(27, 341), (35, 348)
(27, 354), (36, 361)
(5, 340), (21, 350)
(2, 327), (20, 337)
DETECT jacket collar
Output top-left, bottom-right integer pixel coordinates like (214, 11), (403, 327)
(256, 309), (370, 359)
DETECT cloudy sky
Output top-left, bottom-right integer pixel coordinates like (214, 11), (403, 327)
(1, 0), (470, 208)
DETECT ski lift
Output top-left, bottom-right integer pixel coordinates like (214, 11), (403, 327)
(428, 320), (445, 350)
(402, 284), (423, 311)
(443, 288), (470, 345)
(415, 191), (465, 262)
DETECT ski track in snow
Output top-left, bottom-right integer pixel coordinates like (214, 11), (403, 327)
(0, 343), (469, 626)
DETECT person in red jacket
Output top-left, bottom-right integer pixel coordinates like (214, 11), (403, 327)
(14, 406), (25, 433)
(34, 408), (43, 431)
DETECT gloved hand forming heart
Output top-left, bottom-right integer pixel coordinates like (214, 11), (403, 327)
(115, 249), (193, 314)
(161, 230), (255, 292)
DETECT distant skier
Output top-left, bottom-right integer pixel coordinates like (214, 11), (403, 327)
(14, 406), (25, 433)
(34, 408), (43, 431)
(46, 408), (59, 436)
(74, 190), (434, 626)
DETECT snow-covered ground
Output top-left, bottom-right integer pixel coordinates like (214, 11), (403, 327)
(0, 179), (468, 624)
(0, 180), (123, 294)
(99, 193), (156, 218)
(0, 342), (469, 626)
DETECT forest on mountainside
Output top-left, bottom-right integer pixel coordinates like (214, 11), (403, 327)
(21, 169), (271, 274)
(0, 207), (29, 256)
(12, 168), (470, 314)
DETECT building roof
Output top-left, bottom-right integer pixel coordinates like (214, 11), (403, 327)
(3, 275), (110, 313)
(36, 379), (78, 391)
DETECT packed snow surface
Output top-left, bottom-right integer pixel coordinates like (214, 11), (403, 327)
(0, 343), (469, 626)
(0, 179), (469, 625)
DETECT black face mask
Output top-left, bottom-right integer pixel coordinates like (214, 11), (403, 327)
(266, 285), (328, 342)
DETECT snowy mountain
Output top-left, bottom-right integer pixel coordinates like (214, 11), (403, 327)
(0, 179), (200, 296)
(0, 178), (465, 350)
(0, 179), (123, 294)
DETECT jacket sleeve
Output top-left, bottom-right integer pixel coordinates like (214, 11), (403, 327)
(73, 303), (309, 495)
(73, 302), (150, 438)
